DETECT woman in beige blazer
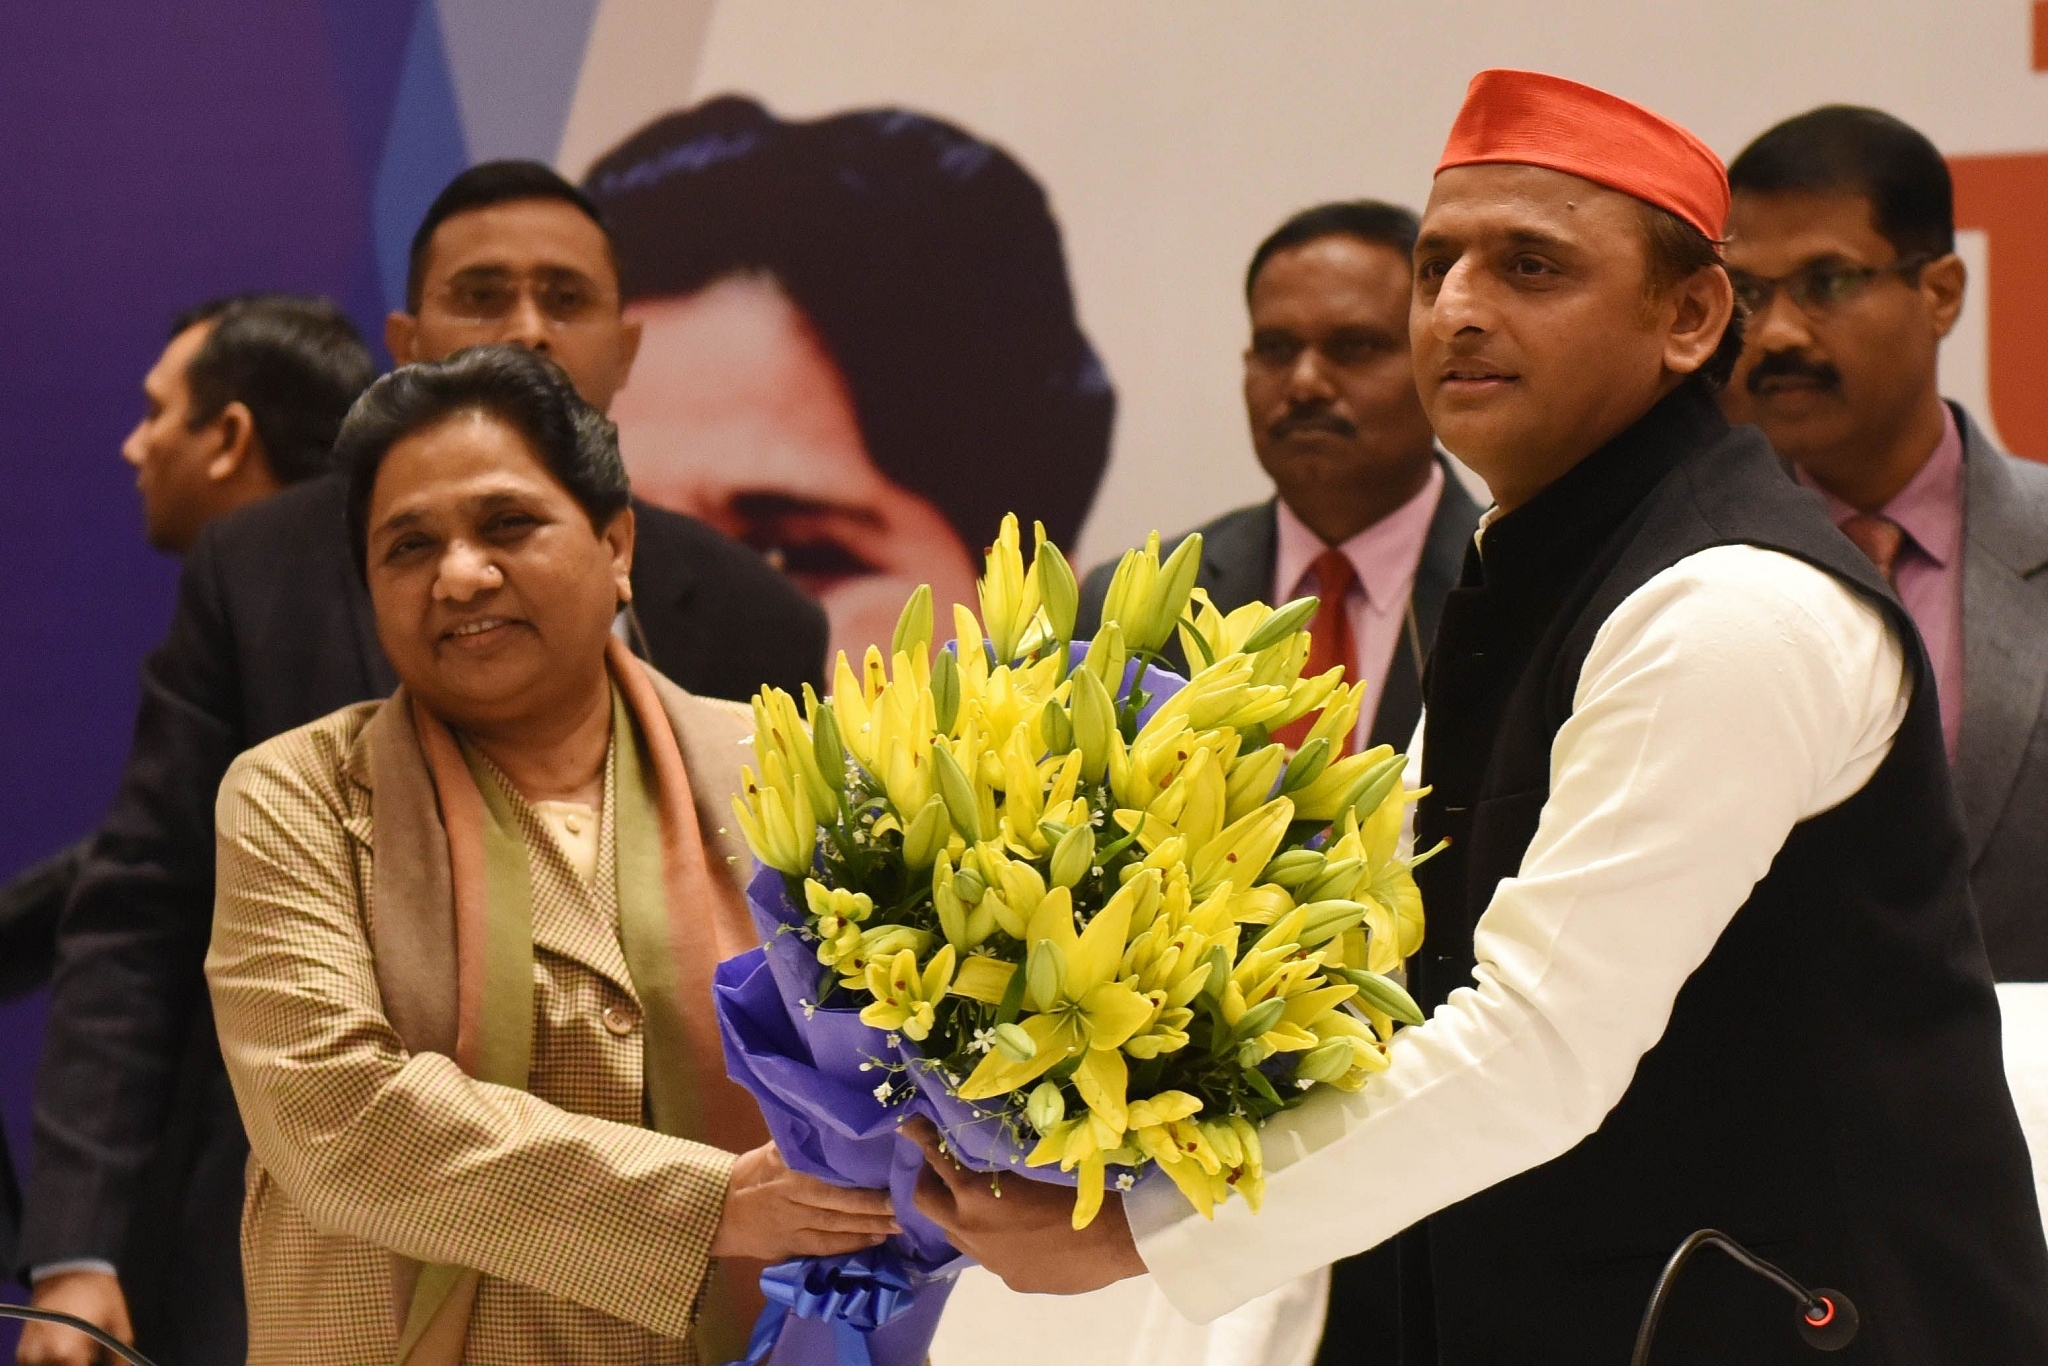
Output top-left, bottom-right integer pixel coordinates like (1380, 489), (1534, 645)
(206, 345), (893, 1366)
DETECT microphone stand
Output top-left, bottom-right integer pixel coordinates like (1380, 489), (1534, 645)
(1631, 1229), (1858, 1364)
(0, 1305), (161, 1366)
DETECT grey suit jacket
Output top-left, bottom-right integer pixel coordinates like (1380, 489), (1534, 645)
(1077, 457), (1483, 751)
(1953, 404), (2048, 980)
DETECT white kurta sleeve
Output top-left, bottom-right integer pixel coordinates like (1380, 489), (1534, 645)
(1127, 544), (1909, 1321)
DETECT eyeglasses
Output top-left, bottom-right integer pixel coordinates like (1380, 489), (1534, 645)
(1728, 253), (1933, 318)
(429, 270), (615, 329)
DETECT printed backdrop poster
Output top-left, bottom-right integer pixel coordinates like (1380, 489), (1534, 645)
(559, 0), (2048, 659)
(2, 2), (2044, 1360)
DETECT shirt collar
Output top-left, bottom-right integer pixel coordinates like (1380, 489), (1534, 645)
(1795, 404), (1964, 568)
(1274, 460), (1445, 608)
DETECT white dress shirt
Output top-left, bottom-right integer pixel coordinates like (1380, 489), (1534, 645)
(1128, 543), (1910, 1321)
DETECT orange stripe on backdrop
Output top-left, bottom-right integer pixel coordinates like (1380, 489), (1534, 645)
(1951, 152), (2048, 464)
(2035, 2), (2048, 70)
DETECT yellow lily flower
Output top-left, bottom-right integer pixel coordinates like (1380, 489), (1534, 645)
(956, 875), (1157, 1101)
(1222, 743), (1286, 825)
(1289, 742), (1396, 823)
(1136, 533), (1204, 655)
(948, 954), (1016, 1004)
(1355, 781), (1428, 960)
(932, 854), (996, 951)
(859, 944), (957, 1041)
(1024, 1108), (1129, 1229)
(751, 688), (837, 820)
(1098, 535), (1161, 646)
(731, 751), (815, 875)
(1292, 681), (1370, 759)
(834, 924), (935, 989)
(979, 852), (1046, 940)
(1121, 993), (1195, 1059)
(828, 647), (886, 769)
(804, 880), (874, 968)
(979, 514), (1043, 664)
(1130, 1114), (1262, 1220)
(1304, 1008), (1392, 1090)
(1189, 796), (1296, 897)
(996, 729), (1066, 855)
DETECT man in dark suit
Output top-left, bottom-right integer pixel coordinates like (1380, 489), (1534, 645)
(1722, 107), (2048, 980)
(1080, 201), (1482, 758)
(15, 163), (826, 1366)
(2, 292), (375, 1319)
(1078, 203), (1480, 1365)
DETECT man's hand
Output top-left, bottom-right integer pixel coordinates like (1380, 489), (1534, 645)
(903, 1117), (1147, 1293)
(16, 1270), (133, 1366)
(710, 1141), (899, 1261)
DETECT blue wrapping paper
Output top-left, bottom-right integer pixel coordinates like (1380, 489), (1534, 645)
(711, 647), (1191, 1365)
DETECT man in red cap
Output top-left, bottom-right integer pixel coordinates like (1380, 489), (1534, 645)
(907, 70), (2048, 1364)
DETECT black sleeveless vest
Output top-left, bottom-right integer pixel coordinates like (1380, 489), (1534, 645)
(1370, 387), (2048, 1365)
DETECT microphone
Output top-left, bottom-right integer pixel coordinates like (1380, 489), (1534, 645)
(1630, 1229), (1859, 1365)
(0, 1305), (162, 1366)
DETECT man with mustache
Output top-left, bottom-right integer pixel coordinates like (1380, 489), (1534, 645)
(911, 71), (2048, 1364)
(1078, 201), (1481, 760)
(1722, 106), (2048, 979)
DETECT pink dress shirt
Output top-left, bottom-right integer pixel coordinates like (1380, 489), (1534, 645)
(1796, 406), (1965, 759)
(1273, 461), (1445, 751)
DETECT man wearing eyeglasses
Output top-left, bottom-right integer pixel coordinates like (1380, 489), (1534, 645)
(15, 162), (827, 1366)
(1722, 106), (2048, 981)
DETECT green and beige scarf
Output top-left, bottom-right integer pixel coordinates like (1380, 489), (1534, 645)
(365, 637), (767, 1365)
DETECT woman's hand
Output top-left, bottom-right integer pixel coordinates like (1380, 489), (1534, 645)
(710, 1142), (899, 1261)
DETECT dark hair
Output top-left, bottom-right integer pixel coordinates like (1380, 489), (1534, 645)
(1245, 200), (1421, 300)
(406, 160), (615, 311)
(338, 344), (629, 578)
(582, 95), (1113, 554)
(1637, 205), (1746, 393)
(1727, 105), (1954, 259)
(170, 293), (373, 484)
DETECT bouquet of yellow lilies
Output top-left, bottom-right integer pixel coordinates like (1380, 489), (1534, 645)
(724, 515), (1430, 1234)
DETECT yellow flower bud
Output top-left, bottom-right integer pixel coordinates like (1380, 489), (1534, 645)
(1026, 1081), (1066, 1134)
(1049, 822), (1095, 889)
(993, 1022), (1037, 1063)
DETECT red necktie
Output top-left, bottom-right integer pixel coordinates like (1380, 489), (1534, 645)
(1272, 549), (1358, 755)
(1840, 513), (1905, 586)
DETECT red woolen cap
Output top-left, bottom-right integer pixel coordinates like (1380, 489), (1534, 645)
(1435, 69), (1729, 241)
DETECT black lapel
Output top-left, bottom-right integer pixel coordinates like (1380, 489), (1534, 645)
(1198, 501), (1279, 613)
(1366, 456), (1483, 750)
(620, 497), (703, 684)
(1413, 453), (1486, 651)
(322, 474), (395, 696)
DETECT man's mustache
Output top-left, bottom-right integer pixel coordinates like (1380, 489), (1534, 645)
(1270, 405), (1358, 440)
(1747, 350), (1841, 395)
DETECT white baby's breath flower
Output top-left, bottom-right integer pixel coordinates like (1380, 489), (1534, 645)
(1115, 1173), (1135, 1192)
(969, 1027), (996, 1055)
(873, 1080), (895, 1103)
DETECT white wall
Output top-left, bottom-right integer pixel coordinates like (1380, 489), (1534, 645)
(562, 0), (2046, 570)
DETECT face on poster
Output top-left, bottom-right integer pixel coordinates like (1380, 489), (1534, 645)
(578, 96), (1112, 666)
(540, 0), (2048, 667)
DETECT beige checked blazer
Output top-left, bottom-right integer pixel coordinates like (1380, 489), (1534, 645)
(207, 683), (757, 1366)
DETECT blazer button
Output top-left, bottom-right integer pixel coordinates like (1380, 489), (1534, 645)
(602, 1004), (638, 1036)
